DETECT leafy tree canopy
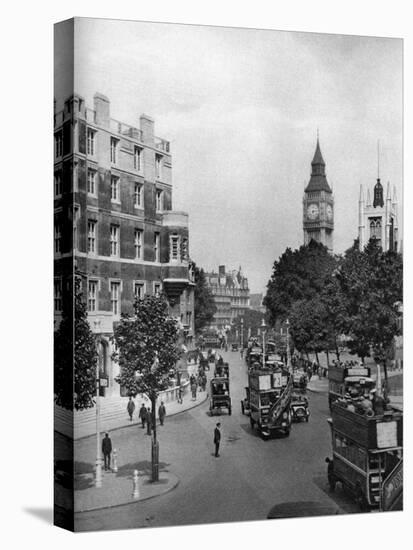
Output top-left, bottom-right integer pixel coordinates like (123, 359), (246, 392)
(112, 294), (181, 401)
(264, 240), (338, 326)
(54, 276), (97, 411)
(191, 261), (217, 333)
(335, 240), (403, 364)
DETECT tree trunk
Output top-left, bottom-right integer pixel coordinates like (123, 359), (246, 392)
(151, 395), (159, 482)
(315, 351), (320, 365)
(334, 338), (340, 360)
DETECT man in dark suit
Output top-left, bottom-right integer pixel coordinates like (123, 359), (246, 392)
(102, 433), (112, 471)
(214, 422), (221, 457)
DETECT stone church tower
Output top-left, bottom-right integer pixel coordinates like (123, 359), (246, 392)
(358, 177), (399, 252)
(303, 137), (334, 252)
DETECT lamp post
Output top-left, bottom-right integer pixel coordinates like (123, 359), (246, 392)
(261, 319), (266, 369)
(285, 318), (291, 372)
(240, 318), (244, 350)
(94, 328), (102, 488)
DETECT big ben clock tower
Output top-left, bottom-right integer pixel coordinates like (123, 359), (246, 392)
(303, 137), (334, 252)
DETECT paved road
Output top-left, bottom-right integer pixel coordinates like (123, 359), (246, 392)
(74, 351), (360, 531)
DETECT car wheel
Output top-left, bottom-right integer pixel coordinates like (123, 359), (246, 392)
(228, 407), (232, 416)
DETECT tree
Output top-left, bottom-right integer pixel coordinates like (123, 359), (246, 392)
(54, 276), (97, 411)
(289, 298), (331, 363)
(264, 241), (338, 326)
(112, 294), (181, 481)
(191, 261), (217, 333)
(335, 240), (403, 380)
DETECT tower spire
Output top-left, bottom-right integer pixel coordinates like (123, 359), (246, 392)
(377, 139), (380, 179)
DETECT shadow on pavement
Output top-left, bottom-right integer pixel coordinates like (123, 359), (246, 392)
(312, 474), (361, 514)
(116, 460), (170, 477)
(267, 500), (340, 519)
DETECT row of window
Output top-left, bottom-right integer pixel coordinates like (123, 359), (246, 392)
(55, 128), (163, 179)
(55, 217), (188, 262)
(53, 278), (162, 314)
(55, 168), (164, 212)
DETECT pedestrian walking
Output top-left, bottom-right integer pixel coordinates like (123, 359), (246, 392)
(240, 348), (244, 359)
(191, 381), (197, 400)
(127, 396), (135, 421)
(177, 384), (183, 404)
(201, 373), (207, 392)
(139, 403), (147, 429)
(214, 422), (221, 457)
(158, 401), (166, 426)
(102, 432), (112, 471)
(146, 407), (153, 435)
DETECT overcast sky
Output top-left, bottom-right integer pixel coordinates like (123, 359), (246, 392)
(55, 18), (403, 293)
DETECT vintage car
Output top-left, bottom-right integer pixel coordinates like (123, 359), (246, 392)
(231, 343), (239, 352)
(291, 390), (310, 422)
(199, 352), (210, 371)
(214, 362), (229, 378)
(240, 386), (251, 415)
(210, 377), (232, 415)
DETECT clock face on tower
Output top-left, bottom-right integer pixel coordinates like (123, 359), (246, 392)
(307, 203), (319, 220)
(326, 204), (333, 220)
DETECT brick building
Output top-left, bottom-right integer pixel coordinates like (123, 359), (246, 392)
(54, 92), (195, 398)
(204, 266), (250, 332)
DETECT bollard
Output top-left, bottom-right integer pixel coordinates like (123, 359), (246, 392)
(112, 448), (118, 473)
(132, 470), (140, 499)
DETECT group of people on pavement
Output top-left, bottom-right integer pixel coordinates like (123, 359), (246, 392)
(126, 397), (167, 434)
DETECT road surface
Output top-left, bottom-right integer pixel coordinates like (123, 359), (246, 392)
(74, 350), (361, 531)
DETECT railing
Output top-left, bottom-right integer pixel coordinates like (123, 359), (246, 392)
(110, 118), (143, 141)
(161, 380), (189, 403)
(155, 137), (170, 153)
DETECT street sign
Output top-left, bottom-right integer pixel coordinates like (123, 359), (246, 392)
(381, 459), (403, 511)
(99, 378), (108, 387)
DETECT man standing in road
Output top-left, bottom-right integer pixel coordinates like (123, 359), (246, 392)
(102, 433), (112, 471)
(139, 403), (147, 429)
(127, 396), (135, 422)
(214, 422), (221, 457)
(158, 401), (166, 426)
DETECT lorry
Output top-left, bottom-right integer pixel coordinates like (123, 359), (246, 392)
(328, 364), (371, 409)
(327, 394), (403, 511)
(247, 364), (293, 439)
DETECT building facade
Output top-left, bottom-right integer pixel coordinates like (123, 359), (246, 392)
(303, 138), (334, 252)
(204, 266), (250, 331)
(54, 92), (195, 398)
(358, 177), (399, 252)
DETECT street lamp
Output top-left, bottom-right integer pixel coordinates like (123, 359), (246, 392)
(240, 318), (244, 350)
(285, 318), (291, 372)
(261, 319), (266, 369)
(94, 327), (103, 488)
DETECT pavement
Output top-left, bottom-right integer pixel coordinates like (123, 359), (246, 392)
(54, 361), (208, 440)
(73, 350), (362, 531)
(55, 360), (211, 515)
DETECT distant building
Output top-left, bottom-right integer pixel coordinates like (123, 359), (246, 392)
(358, 177), (399, 252)
(205, 266), (250, 331)
(303, 137), (334, 252)
(249, 293), (265, 314)
(54, 92), (195, 398)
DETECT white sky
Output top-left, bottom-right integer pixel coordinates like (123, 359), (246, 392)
(55, 18), (403, 293)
